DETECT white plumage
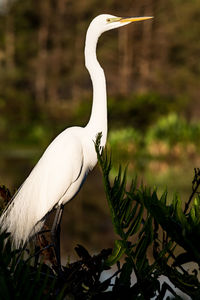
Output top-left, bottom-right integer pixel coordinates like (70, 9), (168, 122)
(0, 14), (153, 248)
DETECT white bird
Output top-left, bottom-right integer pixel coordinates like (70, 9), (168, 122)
(0, 14), (153, 250)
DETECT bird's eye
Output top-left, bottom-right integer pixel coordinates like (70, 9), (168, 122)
(106, 17), (122, 23)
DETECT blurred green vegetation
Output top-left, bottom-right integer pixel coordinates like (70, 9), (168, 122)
(146, 113), (200, 146)
(108, 112), (200, 202)
(0, 92), (188, 151)
(109, 112), (200, 164)
(0, 0), (199, 155)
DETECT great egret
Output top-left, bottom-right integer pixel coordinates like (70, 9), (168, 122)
(0, 14), (153, 251)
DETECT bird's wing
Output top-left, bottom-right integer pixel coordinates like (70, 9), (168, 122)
(0, 131), (85, 247)
(18, 132), (84, 220)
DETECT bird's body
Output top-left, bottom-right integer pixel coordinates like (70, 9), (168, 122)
(2, 126), (98, 247)
(0, 14), (152, 248)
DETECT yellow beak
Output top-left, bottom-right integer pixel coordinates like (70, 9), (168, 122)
(120, 16), (153, 23)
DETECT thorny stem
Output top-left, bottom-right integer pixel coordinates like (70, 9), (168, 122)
(184, 168), (200, 214)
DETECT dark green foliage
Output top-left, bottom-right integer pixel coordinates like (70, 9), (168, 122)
(60, 245), (113, 299)
(0, 232), (59, 300)
(95, 132), (200, 298)
(108, 93), (186, 131)
(0, 188), (114, 299)
(0, 231), (114, 299)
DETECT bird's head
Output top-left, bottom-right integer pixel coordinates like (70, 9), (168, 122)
(88, 14), (153, 37)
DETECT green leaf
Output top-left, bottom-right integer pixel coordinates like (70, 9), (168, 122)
(125, 204), (144, 238)
(105, 240), (127, 266)
(160, 190), (167, 205)
(116, 257), (133, 287)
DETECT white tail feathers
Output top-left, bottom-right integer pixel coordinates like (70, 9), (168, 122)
(0, 198), (45, 248)
(0, 182), (45, 249)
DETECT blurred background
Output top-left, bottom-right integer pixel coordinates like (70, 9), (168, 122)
(0, 0), (200, 257)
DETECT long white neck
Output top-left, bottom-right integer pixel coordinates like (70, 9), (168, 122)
(85, 27), (107, 147)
